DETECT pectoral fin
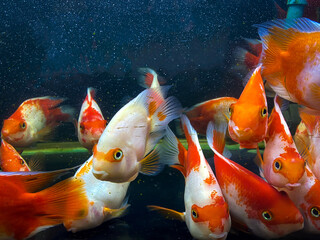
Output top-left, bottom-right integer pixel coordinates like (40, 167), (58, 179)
(147, 205), (185, 222)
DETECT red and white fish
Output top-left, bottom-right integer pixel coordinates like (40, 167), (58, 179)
(228, 65), (268, 149)
(92, 70), (181, 183)
(64, 156), (130, 232)
(1, 97), (74, 147)
(77, 88), (107, 150)
(257, 18), (320, 114)
(0, 171), (88, 240)
(207, 121), (304, 238)
(149, 115), (231, 240)
(256, 96), (305, 189)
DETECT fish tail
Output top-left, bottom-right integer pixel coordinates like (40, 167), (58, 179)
(86, 87), (96, 104)
(234, 46), (260, 71)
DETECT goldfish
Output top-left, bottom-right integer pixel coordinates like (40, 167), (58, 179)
(77, 88), (107, 150)
(256, 96), (305, 189)
(228, 65), (268, 149)
(295, 108), (320, 181)
(0, 171), (88, 240)
(92, 70), (181, 183)
(64, 156), (130, 232)
(257, 17), (320, 114)
(1, 97), (74, 147)
(207, 121), (304, 238)
(148, 115), (231, 240)
(278, 166), (320, 233)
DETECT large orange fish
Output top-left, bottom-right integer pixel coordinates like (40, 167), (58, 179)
(1, 97), (74, 147)
(0, 171), (88, 240)
(228, 65), (268, 149)
(207, 121), (304, 238)
(148, 115), (231, 240)
(77, 88), (107, 150)
(257, 17), (320, 113)
(257, 96), (305, 189)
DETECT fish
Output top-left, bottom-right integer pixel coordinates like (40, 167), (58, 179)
(295, 108), (320, 181)
(0, 139), (30, 171)
(148, 115), (231, 240)
(207, 121), (304, 239)
(92, 71), (182, 183)
(228, 65), (268, 149)
(64, 156), (130, 232)
(77, 88), (107, 150)
(278, 166), (320, 234)
(257, 17), (320, 114)
(1, 97), (75, 147)
(0, 171), (88, 240)
(256, 95), (305, 189)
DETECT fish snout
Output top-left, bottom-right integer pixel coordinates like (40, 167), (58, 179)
(285, 182), (301, 188)
(209, 232), (228, 240)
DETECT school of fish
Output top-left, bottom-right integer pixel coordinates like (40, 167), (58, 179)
(1, 16), (320, 240)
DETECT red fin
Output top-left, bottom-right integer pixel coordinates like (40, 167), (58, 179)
(206, 121), (227, 155)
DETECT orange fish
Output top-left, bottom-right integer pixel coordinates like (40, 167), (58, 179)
(77, 88), (107, 150)
(257, 96), (306, 189)
(1, 97), (74, 147)
(0, 139), (30, 171)
(207, 121), (304, 238)
(0, 171), (88, 240)
(257, 17), (320, 114)
(228, 65), (268, 149)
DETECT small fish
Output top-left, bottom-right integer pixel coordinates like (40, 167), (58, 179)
(278, 166), (320, 234)
(207, 121), (304, 239)
(257, 17), (320, 114)
(64, 156), (130, 232)
(0, 139), (30, 171)
(295, 108), (320, 181)
(148, 115), (231, 240)
(256, 96), (305, 189)
(0, 171), (88, 240)
(1, 97), (74, 147)
(228, 65), (268, 149)
(77, 88), (107, 150)
(92, 69), (182, 183)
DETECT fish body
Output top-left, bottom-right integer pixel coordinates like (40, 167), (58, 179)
(0, 139), (30, 171)
(92, 74), (181, 183)
(257, 18), (320, 113)
(64, 156), (130, 232)
(0, 172), (88, 240)
(260, 96), (305, 188)
(207, 121), (304, 238)
(77, 88), (107, 150)
(1, 97), (74, 147)
(228, 65), (268, 149)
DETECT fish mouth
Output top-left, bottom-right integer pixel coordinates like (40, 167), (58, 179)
(285, 183), (301, 188)
(209, 232), (228, 240)
(92, 169), (109, 181)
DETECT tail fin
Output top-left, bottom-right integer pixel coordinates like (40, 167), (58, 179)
(180, 114), (201, 152)
(206, 121), (228, 156)
(86, 87), (96, 105)
(299, 108), (320, 136)
(138, 68), (167, 89)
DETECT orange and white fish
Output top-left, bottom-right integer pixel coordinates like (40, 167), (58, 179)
(1, 97), (74, 147)
(207, 121), (304, 238)
(92, 71), (181, 183)
(256, 96), (305, 189)
(257, 17), (320, 114)
(295, 109), (320, 181)
(77, 88), (107, 150)
(0, 139), (30, 171)
(0, 171), (88, 240)
(278, 166), (320, 233)
(228, 65), (268, 149)
(149, 115), (231, 240)
(64, 156), (130, 232)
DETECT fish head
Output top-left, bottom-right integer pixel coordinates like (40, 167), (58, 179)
(186, 200), (230, 240)
(1, 118), (28, 146)
(228, 102), (268, 147)
(92, 141), (139, 183)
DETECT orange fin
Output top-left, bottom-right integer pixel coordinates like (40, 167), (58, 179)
(298, 107), (319, 134)
(295, 134), (313, 166)
(103, 204), (130, 220)
(231, 216), (251, 234)
(147, 205), (185, 221)
(206, 121), (227, 155)
(140, 147), (162, 176)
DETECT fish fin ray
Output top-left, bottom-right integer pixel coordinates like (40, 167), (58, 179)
(147, 205), (185, 221)
(206, 120), (228, 155)
(140, 147), (163, 176)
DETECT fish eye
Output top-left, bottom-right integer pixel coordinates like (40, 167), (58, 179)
(20, 159), (24, 165)
(19, 122), (26, 130)
(80, 124), (85, 132)
(191, 209), (198, 219)
(113, 149), (123, 161)
(261, 107), (267, 118)
(273, 160), (282, 171)
(228, 106), (233, 116)
(311, 207), (320, 218)
(262, 211), (272, 221)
